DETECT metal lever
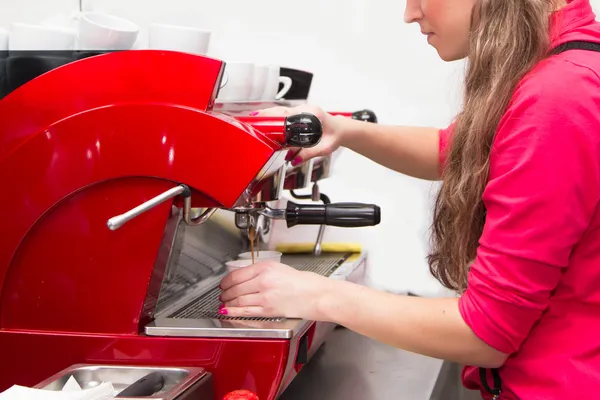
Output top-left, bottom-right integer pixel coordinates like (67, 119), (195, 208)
(107, 186), (187, 231)
(183, 198), (217, 226)
(312, 183), (327, 256)
(314, 225), (326, 256)
(107, 184), (216, 230)
(288, 183), (328, 255)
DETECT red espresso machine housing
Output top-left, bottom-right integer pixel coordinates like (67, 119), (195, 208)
(0, 50), (380, 399)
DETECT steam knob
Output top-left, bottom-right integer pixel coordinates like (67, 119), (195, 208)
(352, 109), (378, 124)
(284, 113), (323, 147)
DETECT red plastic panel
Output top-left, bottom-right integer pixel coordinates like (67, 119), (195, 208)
(0, 105), (280, 333)
(0, 50), (224, 161)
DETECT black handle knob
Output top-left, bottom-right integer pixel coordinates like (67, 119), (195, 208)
(352, 109), (378, 124)
(284, 113), (323, 147)
(286, 201), (381, 228)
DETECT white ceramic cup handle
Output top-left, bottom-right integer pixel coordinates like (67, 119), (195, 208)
(275, 76), (292, 100)
(220, 71), (229, 89)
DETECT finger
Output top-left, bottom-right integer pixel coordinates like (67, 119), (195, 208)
(255, 104), (316, 117)
(285, 147), (300, 161)
(291, 147), (323, 165)
(219, 306), (270, 318)
(252, 107), (291, 117)
(219, 261), (269, 290)
(222, 293), (264, 308)
(220, 279), (261, 303)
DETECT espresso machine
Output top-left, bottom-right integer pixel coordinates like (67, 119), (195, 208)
(0, 50), (380, 399)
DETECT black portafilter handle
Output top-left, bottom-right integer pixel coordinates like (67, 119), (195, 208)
(285, 200), (381, 228)
(352, 109), (378, 124)
(285, 112), (323, 147)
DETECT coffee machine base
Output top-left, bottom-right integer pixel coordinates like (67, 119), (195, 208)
(0, 252), (366, 400)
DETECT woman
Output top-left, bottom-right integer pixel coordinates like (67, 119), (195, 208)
(221, 0), (600, 398)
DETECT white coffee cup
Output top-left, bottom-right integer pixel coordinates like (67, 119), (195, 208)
(0, 28), (8, 51)
(77, 12), (139, 50)
(41, 12), (81, 31)
(9, 23), (77, 51)
(217, 62), (255, 102)
(263, 65), (292, 101)
(249, 64), (269, 101)
(225, 259), (254, 274)
(149, 23), (211, 55)
(238, 251), (282, 263)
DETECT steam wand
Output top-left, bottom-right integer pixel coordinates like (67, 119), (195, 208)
(289, 183), (331, 256)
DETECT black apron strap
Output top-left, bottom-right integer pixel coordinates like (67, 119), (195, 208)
(479, 367), (502, 397)
(552, 40), (600, 55)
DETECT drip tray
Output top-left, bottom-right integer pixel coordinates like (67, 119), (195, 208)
(145, 253), (358, 339)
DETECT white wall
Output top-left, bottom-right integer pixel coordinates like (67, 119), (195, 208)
(8, 0), (584, 296)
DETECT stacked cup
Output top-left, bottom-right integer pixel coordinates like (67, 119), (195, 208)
(148, 23), (211, 55)
(217, 63), (293, 103)
(0, 28), (7, 51)
(8, 22), (78, 51)
(0, 28), (7, 97)
(8, 12), (140, 52)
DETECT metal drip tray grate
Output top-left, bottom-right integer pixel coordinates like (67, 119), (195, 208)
(168, 253), (350, 322)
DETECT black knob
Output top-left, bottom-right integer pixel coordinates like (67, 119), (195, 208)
(284, 113), (323, 147)
(286, 201), (381, 228)
(352, 109), (378, 124)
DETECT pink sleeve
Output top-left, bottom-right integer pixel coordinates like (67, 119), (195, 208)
(458, 64), (600, 354)
(438, 123), (455, 173)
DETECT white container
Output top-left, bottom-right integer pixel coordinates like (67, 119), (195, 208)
(217, 61), (254, 101)
(263, 65), (292, 100)
(77, 12), (139, 50)
(238, 251), (282, 263)
(149, 23), (211, 55)
(225, 259), (254, 274)
(0, 28), (8, 51)
(249, 64), (269, 101)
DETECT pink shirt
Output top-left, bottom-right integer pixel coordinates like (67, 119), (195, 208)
(440, 0), (600, 398)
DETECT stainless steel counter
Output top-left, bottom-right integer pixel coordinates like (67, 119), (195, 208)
(279, 327), (445, 400)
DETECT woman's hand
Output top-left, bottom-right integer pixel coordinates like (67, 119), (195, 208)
(251, 104), (347, 165)
(219, 260), (333, 320)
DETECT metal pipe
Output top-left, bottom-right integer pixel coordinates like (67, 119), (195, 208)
(107, 185), (185, 231)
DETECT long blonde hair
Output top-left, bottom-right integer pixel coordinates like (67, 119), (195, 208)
(428, 0), (553, 292)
